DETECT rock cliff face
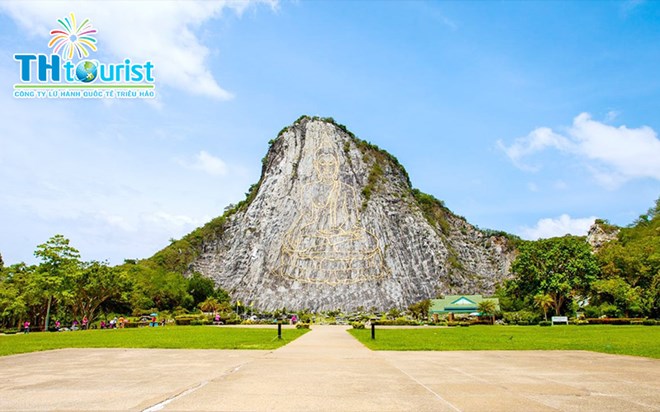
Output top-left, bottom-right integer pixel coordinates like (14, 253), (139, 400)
(586, 221), (619, 252)
(166, 117), (514, 311)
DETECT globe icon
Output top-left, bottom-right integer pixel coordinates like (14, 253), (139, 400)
(75, 60), (98, 83)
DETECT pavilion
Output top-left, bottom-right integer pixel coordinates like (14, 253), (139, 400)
(429, 295), (500, 317)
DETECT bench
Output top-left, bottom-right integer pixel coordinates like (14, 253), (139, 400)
(551, 316), (569, 325)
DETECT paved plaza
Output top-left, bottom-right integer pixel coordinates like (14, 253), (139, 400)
(0, 326), (658, 411)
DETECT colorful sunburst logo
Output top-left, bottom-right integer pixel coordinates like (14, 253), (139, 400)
(48, 12), (97, 60)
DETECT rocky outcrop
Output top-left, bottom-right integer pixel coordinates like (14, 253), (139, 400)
(159, 116), (515, 311)
(587, 220), (619, 252)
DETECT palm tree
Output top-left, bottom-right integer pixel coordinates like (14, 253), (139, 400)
(534, 293), (553, 321)
(477, 299), (497, 324)
(199, 297), (220, 315)
(387, 307), (402, 320)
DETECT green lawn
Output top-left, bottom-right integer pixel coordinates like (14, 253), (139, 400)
(349, 325), (660, 358)
(0, 326), (308, 356)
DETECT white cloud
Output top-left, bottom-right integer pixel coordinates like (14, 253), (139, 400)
(570, 113), (660, 184)
(496, 127), (571, 171)
(144, 212), (207, 230)
(0, 87), (248, 265)
(179, 150), (228, 176)
(0, 0), (277, 99)
(499, 113), (660, 187)
(520, 214), (597, 240)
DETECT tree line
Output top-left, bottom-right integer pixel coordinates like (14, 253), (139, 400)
(500, 197), (660, 319)
(0, 235), (229, 331)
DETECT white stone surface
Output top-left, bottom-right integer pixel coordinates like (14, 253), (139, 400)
(191, 118), (513, 310)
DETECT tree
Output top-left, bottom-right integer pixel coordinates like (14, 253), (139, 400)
(387, 307), (402, 320)
(596, 197), (660, 317)
(214, 286), (231, 303)
(34, 235), (81, 330)
(477, 299), (497, 324)
(67, 261), (132, 324)
(591, 277), (642, 317)
(0, 263), (43, 329)
(495, 284), (526, 312)
(187, 272), (216, 307)
(0, 252), (4, 269)
(199, 297), (221, 314)
(125, 262), (192, 312)
(507, 236), (600, 316)
(534, 293), (553, 321)
(408, 299), (431, 321)
(0, 264), (27, 329)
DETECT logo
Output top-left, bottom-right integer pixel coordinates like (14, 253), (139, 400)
(49, 13), (98, 59)
(13, 12), (156, 99)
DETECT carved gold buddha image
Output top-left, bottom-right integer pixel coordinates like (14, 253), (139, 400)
(273, 134), (389, 286)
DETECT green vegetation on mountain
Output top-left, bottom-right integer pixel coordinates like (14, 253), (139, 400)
(412, 189), (452, 235)
(591, 198), (660, 317)
(150, 115), (494, 275)
(501, 197), (660, 319)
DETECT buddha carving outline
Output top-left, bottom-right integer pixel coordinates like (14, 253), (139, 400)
(273, 133), (389, 286)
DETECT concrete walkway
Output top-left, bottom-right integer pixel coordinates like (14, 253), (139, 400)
(0, 325), (658, 411)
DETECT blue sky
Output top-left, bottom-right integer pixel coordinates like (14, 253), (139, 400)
(1, 0), (659, 265)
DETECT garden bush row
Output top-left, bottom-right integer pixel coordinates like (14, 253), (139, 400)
(585, 318), (657, 325)
(174, 314), (241, 326)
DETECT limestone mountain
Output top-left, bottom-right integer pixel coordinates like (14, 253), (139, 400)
(586, 220), (620, 252)
(152, 116), (515, 311)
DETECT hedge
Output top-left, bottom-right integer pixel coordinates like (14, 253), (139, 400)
(585, 318), (645, 325)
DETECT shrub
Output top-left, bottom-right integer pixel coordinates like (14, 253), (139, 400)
(459, 322), (470, 327)
(224, 316), (242, 325)
(599, 304), (621, 318)
(395, 317), (418, 325)
(583, 305), (601, 319)
(447, 321), (459, 327)
(351, 322), (365, 329)
(643, 319), (657, 326)
(539, 321), (552, 327)
(175, 314), (204, 325)
(502, 310), (540, 325)
(124, 322), (138, 328)
(585, 318), (643, 325)
(374, 318), (418, 326)
(296, 323), (310, 329)
(190, 319), (211, 326)
(469, 320), (491, 326)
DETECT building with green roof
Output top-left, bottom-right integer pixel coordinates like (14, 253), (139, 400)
(429, 295), (500, 316)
